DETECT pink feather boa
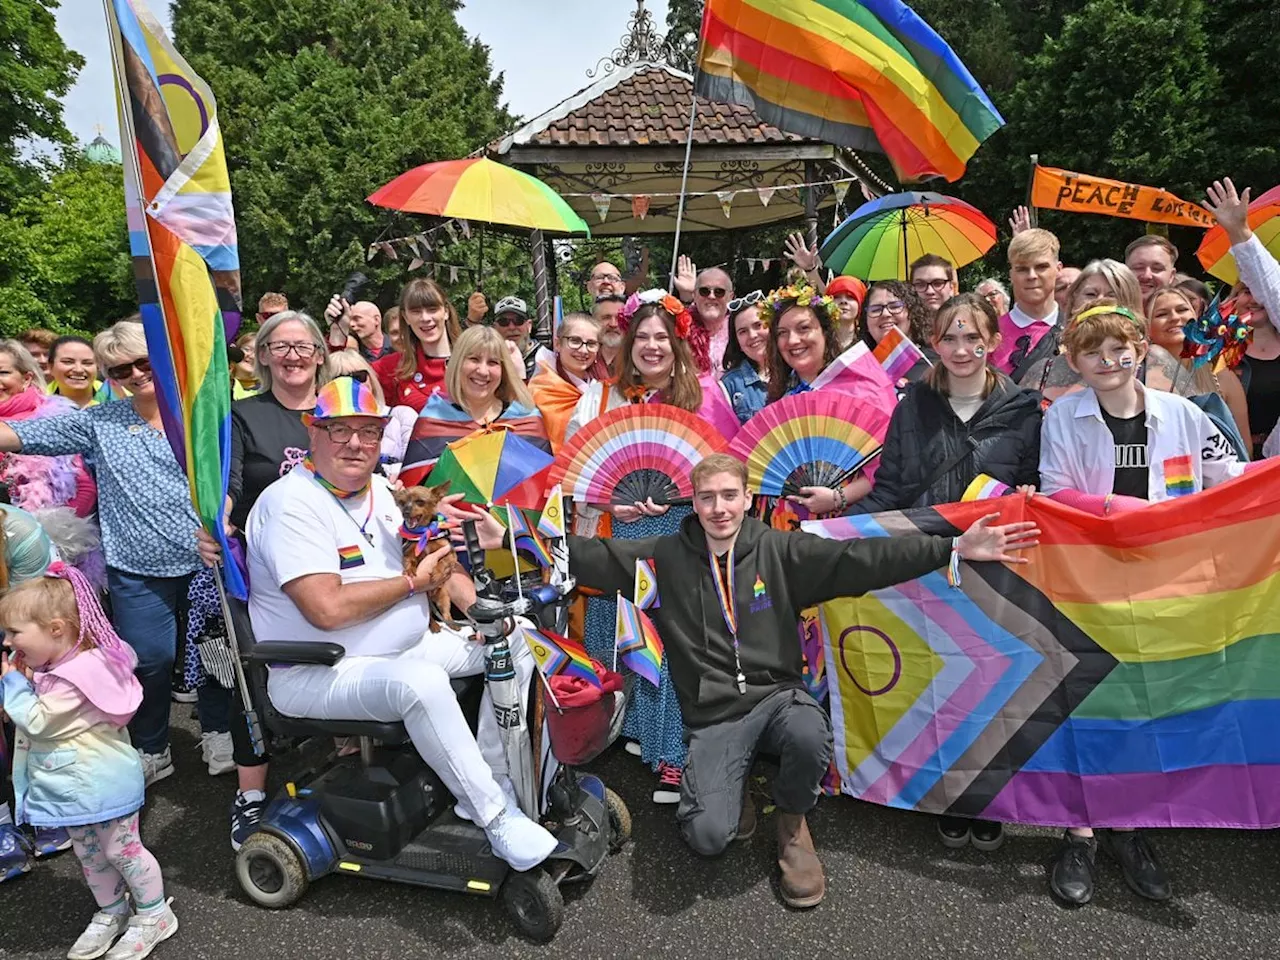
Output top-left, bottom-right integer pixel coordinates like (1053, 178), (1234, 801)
(0, 391), (81, 512)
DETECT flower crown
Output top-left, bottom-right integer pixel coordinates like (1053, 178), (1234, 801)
(758, 284), (840, 328)
(618, 288), (692, 339)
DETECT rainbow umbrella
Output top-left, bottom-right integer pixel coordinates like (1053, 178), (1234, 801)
(425, 426), (554, 510)
(1196, 185), (1280, 285)
(819, 192), (997, 281)
(367, 157), (590, 235)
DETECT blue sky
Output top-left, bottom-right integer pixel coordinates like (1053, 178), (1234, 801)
(52, 0), (672, 147)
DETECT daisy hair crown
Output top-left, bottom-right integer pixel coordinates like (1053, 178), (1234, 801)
(759, 284), (839, 328)
(618, 288), (692, 338)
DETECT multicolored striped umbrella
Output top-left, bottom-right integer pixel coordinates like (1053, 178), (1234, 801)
(1196, 185), (1280, 285)
(367, 157), (590, 235)
(819, 192), (997, 281)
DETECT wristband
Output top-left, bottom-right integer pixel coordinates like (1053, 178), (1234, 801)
(946, 536), (962, 588)
(404, 575), (416, 597)
(834, 485), (847, 512)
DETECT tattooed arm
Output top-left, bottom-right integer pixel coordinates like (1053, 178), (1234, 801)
(1141, 345), (1196, 397)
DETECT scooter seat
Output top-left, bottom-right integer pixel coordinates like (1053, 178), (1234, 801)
(270, 675), (483, 744)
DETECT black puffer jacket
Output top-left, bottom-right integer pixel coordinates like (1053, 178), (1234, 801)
(851, 377), (1042, 513)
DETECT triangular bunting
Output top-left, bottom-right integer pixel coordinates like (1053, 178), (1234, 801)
(631, 195), (651, 220)
(716, 190), (735, 219)
(834, 180), (852, 205)
(408, 256), (424, 271)
(591, 193), (611, 223)
(757, 186), (777, 207)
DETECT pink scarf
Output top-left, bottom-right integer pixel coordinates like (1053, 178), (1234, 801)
(0, 385), (48, 420)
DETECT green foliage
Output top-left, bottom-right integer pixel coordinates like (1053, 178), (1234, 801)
(664, 0), (703, 74)
(0, 158), (134, 336)
(0, 0), (84, 209)
(172, 0), (515, 316)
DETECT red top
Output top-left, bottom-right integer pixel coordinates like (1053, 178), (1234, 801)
(372, 347), (449, 412)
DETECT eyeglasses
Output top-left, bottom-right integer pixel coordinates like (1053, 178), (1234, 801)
(315, 421), (385, 445)
(265, 341), (321, 360)
(912, 278), (952, 292)
(493, 314), (527, 328)
(106, 357), (151, 381)
(865, 301), (907, 318)
(561, 335), (600, 352)
(727, 290), (764, 314)
(591, 272), (623, 283)
(698, 286), (729, 299)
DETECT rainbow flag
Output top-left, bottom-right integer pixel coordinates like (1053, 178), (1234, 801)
(501, 504), (553, 569)
(537, 484), (566, 539)
(1163, 454), (1195, 498)
(872, 326), (930, 383)
(696, 0), (1004, 182)
(615, 594), (664, 687)
(633, 558), (659, 610)
(805, 462), (1280, 828)
(961, 473), (1010, 502)
(106, 0), (245, 597)
(522, 624), (600, 688)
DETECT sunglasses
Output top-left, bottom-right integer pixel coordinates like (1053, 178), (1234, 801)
(493, 314), (527, 328)
(106, 357), (152, 381)
(698, 286), (729, 299)
(727, 290), (764, 315)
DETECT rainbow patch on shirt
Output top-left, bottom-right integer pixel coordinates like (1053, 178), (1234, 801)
(753, 575), (766, 599)
(337, 544), (365, 569)
(1163, 455), (1195, 497)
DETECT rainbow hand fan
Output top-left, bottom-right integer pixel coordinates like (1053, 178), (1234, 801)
(549, 404), (727, 505)
(729, 392), (890, 497)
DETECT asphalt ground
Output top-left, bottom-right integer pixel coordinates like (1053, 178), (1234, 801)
(4, 704), (1279, 960)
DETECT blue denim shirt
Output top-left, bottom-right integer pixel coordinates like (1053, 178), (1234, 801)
(721, 360), (768, 424)
(12, 400), (201, 577)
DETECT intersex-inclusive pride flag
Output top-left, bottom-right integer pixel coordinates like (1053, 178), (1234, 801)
(805, 462), (1280, 828)
(696, 0), (1004, 182)
(106, 0), (245, 597)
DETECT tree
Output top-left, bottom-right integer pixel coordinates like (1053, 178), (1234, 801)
(665, 0), (702, 74)
(172, 0), (515, 316)
(0, 0), (84, 209)
(0, 158), (134, 335)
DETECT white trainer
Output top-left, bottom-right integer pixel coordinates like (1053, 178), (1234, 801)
(199, 732), (234, 776)
(484, 809), (557, 872)
(66, 910), (129, 960)
(137, 749), (174, 788)
(103, 901), (178, 960)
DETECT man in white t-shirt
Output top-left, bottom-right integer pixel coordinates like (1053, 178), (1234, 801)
(246, 376), (557, 871)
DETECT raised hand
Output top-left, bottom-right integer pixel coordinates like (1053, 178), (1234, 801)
(1008, 205), (1031, 236)
(783, 232), (821, 273)
(1205, 178), (1252, 245)
(467, 291), (489, 324)
(955, 513), (1040, 564)
(674, 254), (697, 302)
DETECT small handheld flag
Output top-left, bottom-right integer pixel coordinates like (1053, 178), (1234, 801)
(615, 594), (663, 687)
(633, 558), (659, 610)
(523, 624), (600, 688)
(873, 326), (930, 383)
(502, 503), (553, 569)
(538, 484), (566, 539)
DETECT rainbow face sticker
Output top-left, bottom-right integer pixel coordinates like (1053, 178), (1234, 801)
(973, 344), (986, 358)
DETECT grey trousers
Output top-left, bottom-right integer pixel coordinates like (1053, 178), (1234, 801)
(677, 687), (833, 857)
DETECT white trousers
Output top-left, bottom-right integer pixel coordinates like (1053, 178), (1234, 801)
(268, 624), (534, 827)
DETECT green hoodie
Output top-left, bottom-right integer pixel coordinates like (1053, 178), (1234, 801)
(569, 514), (952, 728)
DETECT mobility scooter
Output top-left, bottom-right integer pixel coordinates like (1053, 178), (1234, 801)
(226, 522), (630, 942)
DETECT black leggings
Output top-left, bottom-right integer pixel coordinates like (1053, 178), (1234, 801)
(229, 682), (269, 768)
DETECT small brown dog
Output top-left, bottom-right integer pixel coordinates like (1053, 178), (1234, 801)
(393, 483), (458, 632)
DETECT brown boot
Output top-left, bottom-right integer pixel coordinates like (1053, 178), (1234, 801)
(736, 783), (756, 841)
(776, 812), (825, 908)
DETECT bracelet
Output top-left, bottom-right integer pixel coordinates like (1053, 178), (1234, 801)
(946, 536), (962, 588)
(833, 485), (847, 512)
(404, 575), (416, 597)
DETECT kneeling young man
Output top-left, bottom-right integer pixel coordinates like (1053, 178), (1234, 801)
(246, 377), (557, 871)
(452, 454), (1038, 906)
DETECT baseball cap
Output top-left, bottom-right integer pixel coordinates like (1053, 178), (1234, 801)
(493, 295), (529, 319)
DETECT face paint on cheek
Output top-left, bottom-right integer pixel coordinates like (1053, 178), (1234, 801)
(1119, 355), (1135, 369)
(973, 344), (986, 359)
(1100, 358), (1115, 369)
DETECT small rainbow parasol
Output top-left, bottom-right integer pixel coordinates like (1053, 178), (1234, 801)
(425, 426), (554, 510)
(549, 405), (727, 505)
(368, 157), (590, 235)
(728, 392), (890, 497)
(1196, 185), (1280, 285)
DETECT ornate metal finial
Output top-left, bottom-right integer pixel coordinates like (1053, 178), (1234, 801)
(587, 0), (675, 78)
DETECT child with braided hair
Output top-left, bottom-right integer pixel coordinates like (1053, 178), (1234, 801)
(0, 565), (178, 959)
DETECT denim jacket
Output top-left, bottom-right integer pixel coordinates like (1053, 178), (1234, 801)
(1, 652), (144, 828)
(721, 360), (768, 424)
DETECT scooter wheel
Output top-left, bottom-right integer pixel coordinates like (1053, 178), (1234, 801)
(501, 867), (564, 943)
(236, 832), (309, 909)
(605, 788), (631, 852)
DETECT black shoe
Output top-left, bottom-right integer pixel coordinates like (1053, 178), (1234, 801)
(1102, 830), (1171, 901)
(1048, 832), (1097, 907)
(936, 815), (970, 849)
(970, 819), (1005, 852)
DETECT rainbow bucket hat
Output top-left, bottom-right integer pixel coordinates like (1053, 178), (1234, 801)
(302, 376), (390, 425)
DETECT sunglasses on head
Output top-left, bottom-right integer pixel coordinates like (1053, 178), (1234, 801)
(727, 290), (764, 315)
(698, 286), (728, 299)
(107, 357), (151, 381)
(493, 314), (527, 328)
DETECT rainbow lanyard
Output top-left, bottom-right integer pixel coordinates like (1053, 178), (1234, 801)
(709, 548), (747, 695)
(304, 455), (375, 544)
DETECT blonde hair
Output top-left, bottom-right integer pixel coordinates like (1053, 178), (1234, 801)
(691, 453), (747, 492)
(1066, 259), (1143, 319)
(0, 577), (82, 645)
(1007, 228), (1060, 264)
(0, 340), (46, 390)
(1125, 235), (1178, 265)
(323, 350), (385, 406)
(92, 320), (149, 371)
(445, 325), (534, 411)
(257, 291), (288, 313)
